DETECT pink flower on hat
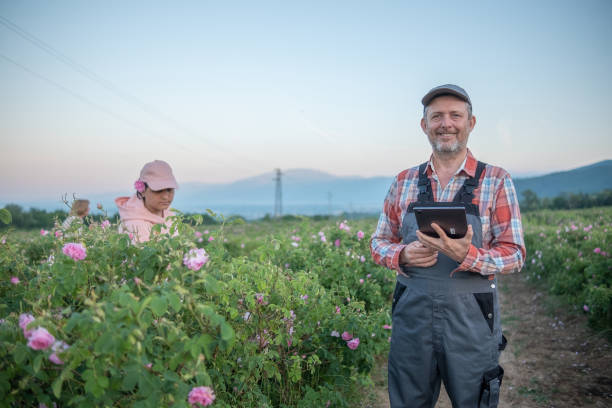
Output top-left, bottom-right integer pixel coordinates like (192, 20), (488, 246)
(134, 180), (146, 193)
(188, 386), (215, 406)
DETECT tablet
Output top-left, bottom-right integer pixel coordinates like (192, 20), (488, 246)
(413, 206), (468, 239)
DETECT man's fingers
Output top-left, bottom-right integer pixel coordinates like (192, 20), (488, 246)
(410, 246), (438, 255)
(465, 224), (474, 240)
(408, 253), (438, 267)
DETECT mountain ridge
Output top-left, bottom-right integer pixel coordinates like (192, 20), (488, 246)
(3, 160), (611, 219)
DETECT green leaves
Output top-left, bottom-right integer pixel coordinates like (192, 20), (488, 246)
(150, 295), (168, 317)
(0, 208), (11, 224)
(1, 211), (398, 406)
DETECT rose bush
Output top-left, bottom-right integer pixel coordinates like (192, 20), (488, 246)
(0, 214), (394, 407)
(522, 207), (612, 334)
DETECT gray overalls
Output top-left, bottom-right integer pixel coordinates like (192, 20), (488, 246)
(389, 161), (505, 408)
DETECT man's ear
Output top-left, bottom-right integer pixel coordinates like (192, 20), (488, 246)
(421, 117), (428, 134)
(469, 115), (476, 131)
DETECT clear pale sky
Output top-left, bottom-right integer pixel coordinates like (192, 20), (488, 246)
(1, 0), (611, 201)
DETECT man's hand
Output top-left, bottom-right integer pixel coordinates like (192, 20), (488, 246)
(399, 240), (438, 268)
(416, 223), (473, 263)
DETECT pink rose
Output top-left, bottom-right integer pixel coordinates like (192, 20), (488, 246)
(357, 230), (365, 240)
(62, 243), (87, 261)
(10, 276), (19, 285)
(335, 306), (341, 314)
(347, 337), (360, 350)
(27, 327), (55, 350)
(188, 386), (215, 406)
(40, 229), (49, 236)
(341, 331), (353, 341)
(101, 220), (111, 229)
(334, 239), (341, 247)
(208, 236), (214, 242)
(134, 180), (146, 193)
(383, 324), (392, 330)
(19, 313), (35, 338)
(183, 248), (209, 271)
(195, 231), (203, 238)
(54, 230), (62, 238)
(49, 353), (63, 365)
(359, 279), (364, 284)
(49, 340), (69, 365)
(583, 305), (590, 312)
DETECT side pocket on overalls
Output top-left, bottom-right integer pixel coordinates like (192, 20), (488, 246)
(391, 281), (407, 314)
(473, 292), (494, 333)
(479, 365), (504, 408)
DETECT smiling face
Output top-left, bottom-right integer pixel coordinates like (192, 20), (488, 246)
(421, 95), (476, 157)
(142, 187), (175, 216)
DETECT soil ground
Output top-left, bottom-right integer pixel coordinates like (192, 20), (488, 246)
(361, 273), (612, 407)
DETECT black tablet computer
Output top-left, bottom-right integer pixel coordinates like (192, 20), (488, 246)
(413, 206), (468, 239)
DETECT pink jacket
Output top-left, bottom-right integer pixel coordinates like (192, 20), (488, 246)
(115, 195), (176, 243)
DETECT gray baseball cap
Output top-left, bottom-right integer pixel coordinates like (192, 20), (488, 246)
(421, 84), (472, 107)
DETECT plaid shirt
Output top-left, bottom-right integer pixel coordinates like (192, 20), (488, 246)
(370, 149), (525, 276)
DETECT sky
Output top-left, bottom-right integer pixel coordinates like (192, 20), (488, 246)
(1, 0), (611, 203)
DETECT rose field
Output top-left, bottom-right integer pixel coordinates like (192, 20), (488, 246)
(0, 206), (610, 407)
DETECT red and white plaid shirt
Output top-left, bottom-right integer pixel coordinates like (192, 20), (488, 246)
(370, 149), (526, 276)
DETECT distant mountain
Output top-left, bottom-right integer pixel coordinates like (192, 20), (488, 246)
(513, 160), (612, 199)
(3, 161), (611, 219)
(174, 169), (393, 218)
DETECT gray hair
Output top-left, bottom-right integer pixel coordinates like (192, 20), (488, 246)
(423, 101), (472, 121)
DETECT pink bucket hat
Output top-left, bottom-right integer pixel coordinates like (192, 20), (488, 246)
(139, 160), (178, 191)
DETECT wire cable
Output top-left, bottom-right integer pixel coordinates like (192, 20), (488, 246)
(0, 52), (194, 151)
(0, 14), (269, 169)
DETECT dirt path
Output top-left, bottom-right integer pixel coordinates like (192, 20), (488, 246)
(365, 273), (612, 407)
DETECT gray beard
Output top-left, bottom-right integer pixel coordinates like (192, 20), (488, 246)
(431, 139), (462, 154)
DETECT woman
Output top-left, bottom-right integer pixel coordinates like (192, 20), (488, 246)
(115, 160), (178, 243)
(62, 199), (90, 229)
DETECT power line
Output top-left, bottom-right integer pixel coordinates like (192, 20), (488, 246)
(0, 52), (193, 151)
(0, 14), (269, 170)
(0, 14), (222, 150)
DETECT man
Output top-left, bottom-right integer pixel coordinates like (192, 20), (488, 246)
(370, 84), (525, 408)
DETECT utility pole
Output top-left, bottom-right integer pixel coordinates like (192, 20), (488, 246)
(274, 168), (282, 218)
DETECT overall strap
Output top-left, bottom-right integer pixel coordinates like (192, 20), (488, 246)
(416, 162), (433, 203)
(454, 161), (486, 204)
